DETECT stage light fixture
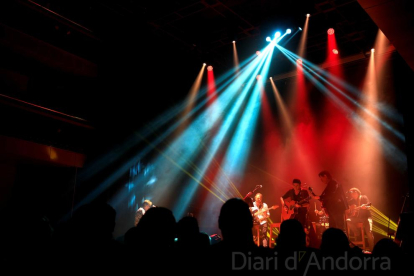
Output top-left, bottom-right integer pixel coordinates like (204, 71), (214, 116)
(275, 31), (281, 38)
(207, 66), (213, 71)
(286, 29), (292, 34)
(327, 28), (335, 35)
(266, 36), (272, 42)
(332, 49), (339, 54)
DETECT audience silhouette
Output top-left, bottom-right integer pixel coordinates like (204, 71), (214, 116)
(208, 198), (270, 273)
(124, 206), (177, 273)
(5, 198), (409, 275)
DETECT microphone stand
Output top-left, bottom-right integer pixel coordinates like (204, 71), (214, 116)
(243, 185), (262, 208)
(394, 192), (410, 242)
(243, 185), (262, 200)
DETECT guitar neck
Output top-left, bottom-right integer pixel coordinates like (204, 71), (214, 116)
(355, 203), (371, 210)
(253, 206), (277, 215)
(256, 208), (270, 215)
(297, 196), (311, 205)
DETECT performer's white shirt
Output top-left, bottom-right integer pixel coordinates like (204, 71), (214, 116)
(251, 202), (269, 225)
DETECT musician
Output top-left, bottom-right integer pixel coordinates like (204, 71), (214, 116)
(280, 179), (310, 228)
(311, 170), (348, 231)
(346, 187), (374, 251)
(134, 199), (153, 226)
(250, 193), (270, 247)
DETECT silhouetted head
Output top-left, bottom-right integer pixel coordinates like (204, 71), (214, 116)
(372, 238), (402, 257)
(177, 216), (199, 240)
(320, 228), (350, 254)
(276, 219), (306, 250)
(138, 207), (176, 248)
(198, 232), (211, 248)
(218, 198), (253, 242)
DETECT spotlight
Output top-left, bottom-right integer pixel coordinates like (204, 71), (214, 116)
(207, 65), (213, 71)
(256, 75), (262, 80)
(332, 49), (339, 55)
(297, 59), (303, 65)
(232, 40), (236, 43)
(266, 36), (272, 42)
(203, 63), (206, 66)
(256, 51), (261, 56)
(299, 27), (302, 31)
(327, 28), (335, 35)
(306, 14), (310, 17)
(269, 77), (273, 80)
(275, 31), (281, 38)
(286, 29), (292, 34)
(371, 48), (375, 53)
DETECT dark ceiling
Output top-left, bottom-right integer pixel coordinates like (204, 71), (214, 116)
(5, 0), (379, 67)
(0, 0), (411, 153)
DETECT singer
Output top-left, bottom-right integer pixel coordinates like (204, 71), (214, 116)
(250, 193), (270, 247)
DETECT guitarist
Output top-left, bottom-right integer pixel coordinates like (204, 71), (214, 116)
(280, 179), (310, 228)
(311, 170), (348, 231)
(250, 193), (270, 247)
(346, 187), (374, 251)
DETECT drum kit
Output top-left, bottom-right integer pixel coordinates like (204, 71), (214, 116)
(312, 216), (329, 240)
(319, 215), (329, 226)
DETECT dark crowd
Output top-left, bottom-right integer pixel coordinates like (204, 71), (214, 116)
(0, 198), (411, 275)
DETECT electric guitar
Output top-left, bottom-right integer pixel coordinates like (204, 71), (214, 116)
(281, 187), (314, 222)
(250, 205), (279, 224)
(347, 202), (372, 217)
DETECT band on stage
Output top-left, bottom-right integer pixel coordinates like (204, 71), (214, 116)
(244, 170), (375, 250)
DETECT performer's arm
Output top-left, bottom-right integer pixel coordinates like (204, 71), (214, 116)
(310, 190), (320, 200)
(262, 204), (269, 218)
(280, 197), (287, 210)
(281, 191), (290, 210)
(134, 209), (144, 226)
(360, 195), (371, 209)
